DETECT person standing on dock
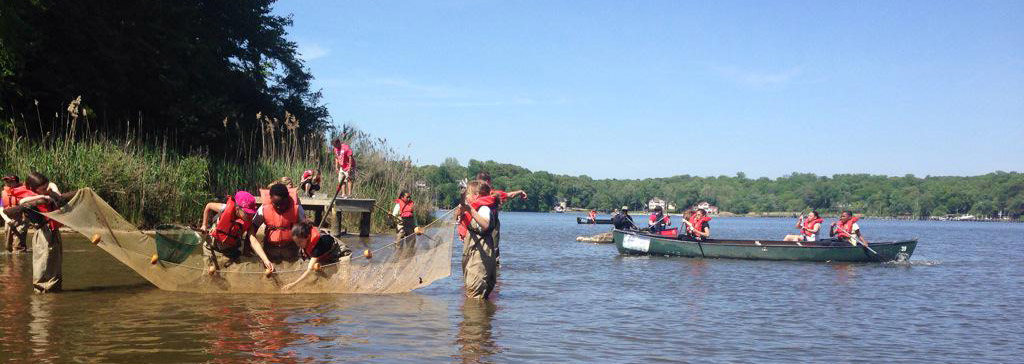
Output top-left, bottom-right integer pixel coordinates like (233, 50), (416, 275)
(299, 169), (321, 198)
(830, 211), (869, 246)
(249, 183), (306, 272)
(392, 191), (416, 240)
(332, 136), (355, 198)
(457, 180), (499, 299)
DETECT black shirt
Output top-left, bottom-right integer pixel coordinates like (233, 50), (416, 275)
(309, 234), (337, 259)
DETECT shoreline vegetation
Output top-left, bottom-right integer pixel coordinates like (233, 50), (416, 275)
(0, 105), (434, 232)
(417, 160), (1024, 222)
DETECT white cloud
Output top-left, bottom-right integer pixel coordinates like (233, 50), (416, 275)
(297, 43), (329, 61)
(709, 64), (803, 87)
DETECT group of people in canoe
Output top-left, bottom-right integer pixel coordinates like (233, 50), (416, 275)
(607, 207), (868, 246)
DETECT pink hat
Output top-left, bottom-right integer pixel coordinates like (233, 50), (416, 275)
(234, 191), (257, 215)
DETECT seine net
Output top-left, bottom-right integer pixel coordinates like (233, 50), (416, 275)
(43, 188), (455, 294)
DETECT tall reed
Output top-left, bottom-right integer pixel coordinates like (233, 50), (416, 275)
(1, 97), (433, 231)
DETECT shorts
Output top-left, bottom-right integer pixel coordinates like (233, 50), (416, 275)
(338, 169), (355, 183)
(264, 242), (300, 262)
(300, 180), (320, 192)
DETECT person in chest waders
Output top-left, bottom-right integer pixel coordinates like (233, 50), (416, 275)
(199, 191), (259, 272)
(249, 183), (307, 273)
(2, 175), (29, 253)
(475, 172), (527, 267)
(1, 172), (76, 293)
(457, 180), (499, 299)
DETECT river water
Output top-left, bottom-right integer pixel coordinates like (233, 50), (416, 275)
(1, 213), (1022, 363)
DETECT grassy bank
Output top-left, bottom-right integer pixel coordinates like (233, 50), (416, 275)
(0, 111), (433, 231)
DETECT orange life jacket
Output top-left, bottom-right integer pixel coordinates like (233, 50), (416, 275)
(688, 215), (711, 235)
(589, 211), (597, 219)
(1, 185), (18, 208)
(302, 227), (332, 260)
(211, 196), (251, 248)
(259, 188), (299, 247)
(801, 217), (823, 237)
(457, 194), (497, 240)
(834, 216), (859, 239)
(395, 198), (415, 218)
(9, 185), (61, 230)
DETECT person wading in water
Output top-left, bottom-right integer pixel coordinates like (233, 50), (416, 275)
(199, 191), (259, 272)
(474, 171), (527, 266)
(456, 180), (499, 299)
(1, 172), (76, 292)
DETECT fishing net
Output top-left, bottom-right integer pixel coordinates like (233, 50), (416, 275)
(153, 225), (201, 264)
(42, 188), (455, 294)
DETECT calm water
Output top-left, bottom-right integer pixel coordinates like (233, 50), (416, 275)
(2, 213), (1022, 363)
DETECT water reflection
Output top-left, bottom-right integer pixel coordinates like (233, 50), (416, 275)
(456, 298), (501, 363)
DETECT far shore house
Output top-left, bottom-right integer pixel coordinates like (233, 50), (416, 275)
(689, 201), (719, 215)
(648, 197), (666, 211)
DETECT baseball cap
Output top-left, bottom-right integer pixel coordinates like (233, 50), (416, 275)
(234, 191), (257, 215)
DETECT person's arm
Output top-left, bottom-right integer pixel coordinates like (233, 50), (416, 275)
(796, 216), (803, 229)
(247, 212), (275, 272)
(507, 190), (528, 200)
(808, 223), (820, 235)
(46, 182), (61, 195)
(852, 224), (868, 245)
(200, 202), (226, 233)
(461, 203), (491, 230)
(698, 225), (711, 239)
(392, 203), (401, 217)
(17, 194), (50, 207)
(282, 257), (318, 290)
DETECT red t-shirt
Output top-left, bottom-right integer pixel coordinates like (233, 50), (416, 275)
(492, 190), (509, 203)
(333, 145), (353, 171)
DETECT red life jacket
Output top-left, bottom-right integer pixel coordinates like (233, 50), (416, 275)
(395, 198), (415, 218)
(1, 185), (18, 208)
(210, 196), (251, 248)
(650, 213), (670, 225)
(259, 188), (299, 247)
(302, 227), (332, 260)
(688, 215), (711, 235)
(801, 217), (823, 237)
(457, 194), (497, 240)
(834, 216), (859, 239)
(589, 211), (597, 219)
(9, 186), (61, 230)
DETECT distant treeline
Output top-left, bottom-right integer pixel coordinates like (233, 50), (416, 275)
(417, 159), (1024, 219)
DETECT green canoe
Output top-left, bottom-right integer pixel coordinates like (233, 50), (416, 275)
(613, 229), (916, 262)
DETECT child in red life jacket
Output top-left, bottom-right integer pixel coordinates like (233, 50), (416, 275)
(784, 211), (823, 242)
(2, 175), (29, 252)
(457, 180), (499, 299)
(200, 191), (258, 269)
(392, 191), (416, 240)
(830, 210), (869, 246)
(281, 220), (350, 290)
(2, 172), (74, 292)
(684, 209), (712, 241)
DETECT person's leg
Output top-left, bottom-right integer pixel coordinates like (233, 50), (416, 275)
(32, 227), (62, 293)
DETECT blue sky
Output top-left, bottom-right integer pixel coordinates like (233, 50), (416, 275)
(273, 0), (1023, 179)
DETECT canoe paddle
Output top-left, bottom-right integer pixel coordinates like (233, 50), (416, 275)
(836, 224), (881, 261)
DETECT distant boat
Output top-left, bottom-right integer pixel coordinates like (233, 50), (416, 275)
(554, 205), (566, 213)
(577, 217), (613, 224)
(613, 230), (916, 262)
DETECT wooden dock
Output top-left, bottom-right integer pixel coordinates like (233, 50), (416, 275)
(254, 196), (377, 237)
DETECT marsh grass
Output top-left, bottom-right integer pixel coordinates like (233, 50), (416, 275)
(1, 98), (433, 230)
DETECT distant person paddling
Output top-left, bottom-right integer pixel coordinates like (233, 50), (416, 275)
(612, 206), (637, 230)
(784, 211), (823, 242)
(683, 209), (711, 240)
(332, 136), (355, 198)
(830, 211), (869, 246)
